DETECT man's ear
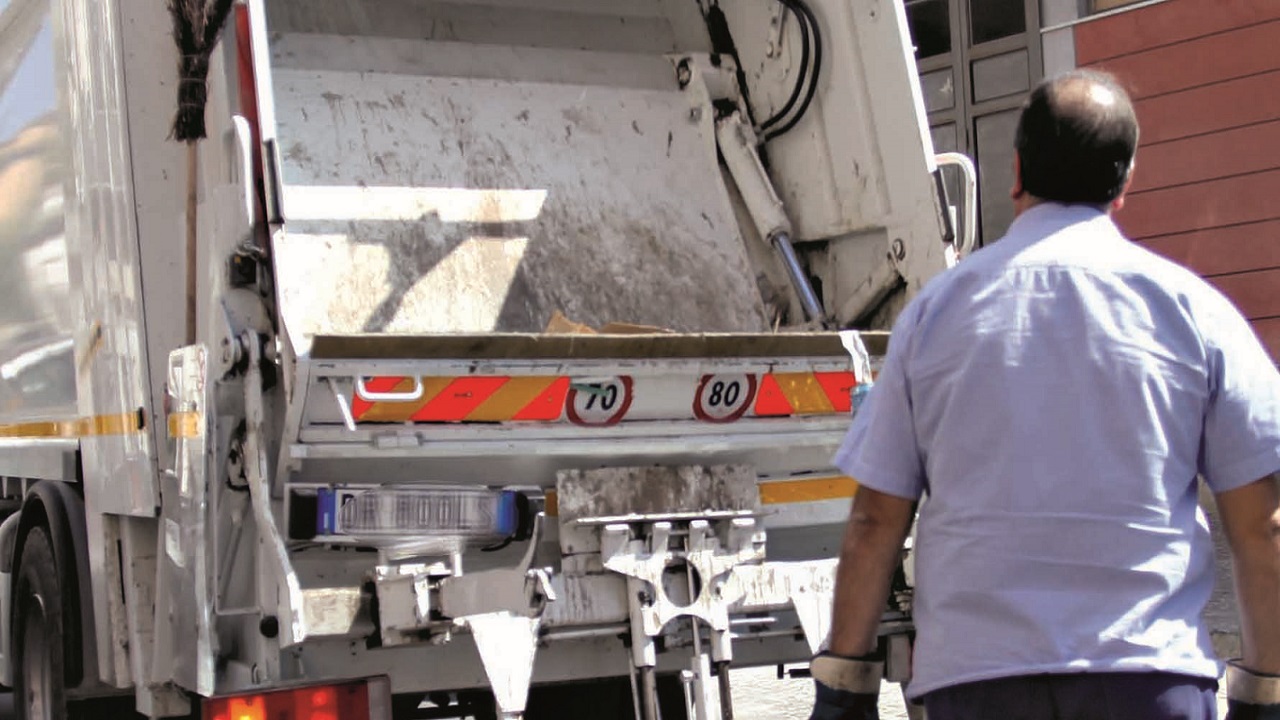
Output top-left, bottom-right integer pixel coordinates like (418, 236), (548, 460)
(1111, 165), (1135, 212)
(1010, 152), (1025, 201)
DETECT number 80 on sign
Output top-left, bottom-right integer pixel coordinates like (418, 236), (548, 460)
(693, 373), (757, 423)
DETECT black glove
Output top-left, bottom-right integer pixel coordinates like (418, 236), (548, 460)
(808, 651), (882, 720)
(1225, 660), (1280, 720)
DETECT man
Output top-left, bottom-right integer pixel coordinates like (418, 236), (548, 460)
(808, 70), (1280, 720)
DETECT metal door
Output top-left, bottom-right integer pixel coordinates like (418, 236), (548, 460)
(907, 0), (1042, 246)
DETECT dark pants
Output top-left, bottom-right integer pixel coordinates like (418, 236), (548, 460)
(923, 672), (1219, 720)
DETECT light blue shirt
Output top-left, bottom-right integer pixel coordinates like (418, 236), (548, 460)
(834, 202), (1280, 699)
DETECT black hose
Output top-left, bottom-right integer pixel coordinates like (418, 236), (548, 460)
(759, 3), (811, 131)
(704, 1), (761, 127)
(764, 0), (823, 141)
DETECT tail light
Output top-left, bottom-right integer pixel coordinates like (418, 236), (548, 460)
(203, 676), (390, 720)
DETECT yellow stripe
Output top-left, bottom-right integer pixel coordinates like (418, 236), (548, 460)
(0, 411), (145, 439)
(467, 377), (557, 421)
(167, 411), (203, 439)
(759, 476), (858, 505)
(359, 377), (453, 422)
(773, 373), (836, 414)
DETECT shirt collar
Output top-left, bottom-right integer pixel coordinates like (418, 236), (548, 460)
(1000, 202), (1110, 246)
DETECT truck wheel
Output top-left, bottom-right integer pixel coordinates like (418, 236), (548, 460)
(13, 527), (68, 720)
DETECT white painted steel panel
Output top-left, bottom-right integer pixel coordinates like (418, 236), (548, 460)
(59, 0), (155, 516)
(268, 51), (769, 340)
(58, 0), (168, 691)
(721, 0), (951, 318)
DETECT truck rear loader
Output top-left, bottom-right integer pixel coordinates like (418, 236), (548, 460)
(0, 0), (976, 717)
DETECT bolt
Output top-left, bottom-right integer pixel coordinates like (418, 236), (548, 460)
(892, 238), (906, 261)
(689, 107), (704, 122)
(259, 615), (280, 639)
(676, 61), (692, 87)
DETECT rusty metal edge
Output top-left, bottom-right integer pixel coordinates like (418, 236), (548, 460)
(309, 332), (891, 361)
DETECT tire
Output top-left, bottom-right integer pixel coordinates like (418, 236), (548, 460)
(13, 527), (67, 720)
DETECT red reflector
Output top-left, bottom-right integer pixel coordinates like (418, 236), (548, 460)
(204, 677), (387, 720)
(308, 687), (336, 708)
(227, 696), (264, 720)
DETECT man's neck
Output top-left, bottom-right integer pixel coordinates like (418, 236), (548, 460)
(1013, 195), (1113, 219)
(1012, 194), (1045, 218)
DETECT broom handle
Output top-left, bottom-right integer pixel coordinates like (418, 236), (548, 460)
(186, 140), (198, 345)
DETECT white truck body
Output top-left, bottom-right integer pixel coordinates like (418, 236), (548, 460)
(0, 0), (968, 717)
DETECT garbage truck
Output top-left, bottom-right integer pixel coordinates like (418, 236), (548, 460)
(0, 0), (976, 717)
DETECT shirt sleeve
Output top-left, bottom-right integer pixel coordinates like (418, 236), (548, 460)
(833, 302), (926, 500)
(1199, 294), (1280, 493)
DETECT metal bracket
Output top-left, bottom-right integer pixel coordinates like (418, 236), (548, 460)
(673, 54), (741, 106)
(602, 517), (764, 662)
(445, 516), (554, 720)
(438, 515), (555, 619)
(373, 565), (436, 646)
(765, 3), (788, 58)
(241, 332), (306, 648)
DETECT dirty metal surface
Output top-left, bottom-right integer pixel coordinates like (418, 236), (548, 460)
(269, 56), (768, 341)
(308, 331), (889, 360)
(556, 464), (760, 523)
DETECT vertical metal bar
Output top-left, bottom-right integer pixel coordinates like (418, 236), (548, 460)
(685, 536), (709, 720)
(931, 167), (956, 246)
(771, 232), (825, 324)
(641, 666), (660, 720)
(716, 662), (734, 720)
(185, 142), (199, 344)
(325, 378), (357, 431)
(628, 656), (645, 720)
(241, 332), (305, 647)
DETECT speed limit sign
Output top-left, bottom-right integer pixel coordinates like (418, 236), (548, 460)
(693, 373), (757, 423)
(566, 377), (634, 426)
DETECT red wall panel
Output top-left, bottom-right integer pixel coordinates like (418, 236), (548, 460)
(1255, 317), (1280, 359)
(1140, 220), (1280, 278)
(1128, 120), (1280, 194)
(1097, 19), (1280, 101)
(1118, 168), (1280, 240)
(1076, 0), (1280, 65)
(1210, 269), (1280, 320)
(1132, 70), (1280, 146)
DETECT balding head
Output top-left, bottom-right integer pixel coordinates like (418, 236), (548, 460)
(1014, 70), (1138, 206)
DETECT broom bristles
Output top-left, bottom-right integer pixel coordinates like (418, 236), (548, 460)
(169, 0), (237, 142)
